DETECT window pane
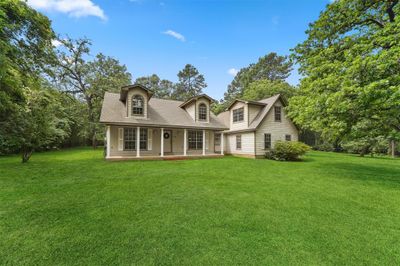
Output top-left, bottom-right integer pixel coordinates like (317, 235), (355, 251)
(199, 104), (207, 121)
(140, 128), (147, 150)
(233, 107), (244, 122)
(188, 130), (203, 150)
(236, 135), (241, 149)
(132, 95), (144, 115)
(124, 128), (136, 150)
(285, 134), (291, 141)
(264, 133), (271, 149)
(274, 106), (281, 121)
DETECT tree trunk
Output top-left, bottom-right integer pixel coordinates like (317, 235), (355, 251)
(391, 140), (396, 158)
(86, 97), (97, 149)
(22, 149), (33, 163)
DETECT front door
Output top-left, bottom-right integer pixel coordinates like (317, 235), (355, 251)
(163, 130), (172, 153)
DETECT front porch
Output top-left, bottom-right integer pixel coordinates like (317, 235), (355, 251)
(105, 125), (225, 160)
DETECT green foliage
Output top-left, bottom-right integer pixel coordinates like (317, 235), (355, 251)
(172, 64), (207, 100)
(135, 74), (174, 99)
(266, 141), (311, 161)
(53, 38), (132, 148)
(342, 136), (388, 156)
(287, 0), (400, 151)
(242, 79), (296, 101)
(222, 52), (293, 109)
(2, 85), (68, 162)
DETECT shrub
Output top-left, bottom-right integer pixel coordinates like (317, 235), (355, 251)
(265, 141), (310, 161)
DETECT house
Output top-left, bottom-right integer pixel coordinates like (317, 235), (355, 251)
(100, 84), (298, 160)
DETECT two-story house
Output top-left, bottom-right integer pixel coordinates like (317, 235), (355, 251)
(100, 84), (298, 160)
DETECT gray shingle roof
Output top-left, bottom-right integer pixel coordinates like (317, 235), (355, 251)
(100, 92), (228, 130)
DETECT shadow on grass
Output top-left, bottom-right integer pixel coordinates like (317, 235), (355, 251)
(316, 161), (400, 185)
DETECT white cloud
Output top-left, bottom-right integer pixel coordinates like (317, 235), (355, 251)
(51, 39), (62, 47)
(163, 30), (186, 42)
(27, 0), (107, 20)
(227, 68), (238, 76)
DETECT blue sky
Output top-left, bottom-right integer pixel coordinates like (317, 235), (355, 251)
(28, 0), (331, 100)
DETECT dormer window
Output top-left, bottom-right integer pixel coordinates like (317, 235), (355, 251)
(198, 103), (207, 121)
(132, 95), (144, 116)
(233, 107), (244, 122)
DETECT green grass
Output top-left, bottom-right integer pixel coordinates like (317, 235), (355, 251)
(1, 148), (400, 265)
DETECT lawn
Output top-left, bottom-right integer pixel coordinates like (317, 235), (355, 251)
(0, 148), (399, 265)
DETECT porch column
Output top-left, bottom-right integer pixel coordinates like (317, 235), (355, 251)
(183, 129), (187, 156)
(202, 129), (206, 156)
(136, 127), (140, 157)
(106, 125), (111, 158)
(160, 128), (164, 157)
(220, 132), (224, 155)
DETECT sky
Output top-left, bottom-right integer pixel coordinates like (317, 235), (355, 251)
(28, 0), (332, 100)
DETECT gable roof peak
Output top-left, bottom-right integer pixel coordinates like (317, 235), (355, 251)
(179, 94), (215, 108)
(119, 84), (154, 102)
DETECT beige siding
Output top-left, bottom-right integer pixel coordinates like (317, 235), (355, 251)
(229, 102), (248, 131)
(255, 100), (299, 156)
(126, 88), (149, 119)
(225, 132), (255, 155)
(248, 104), (262, 125)
(184, 102), (196, 121)
(109, 126), (216, 157)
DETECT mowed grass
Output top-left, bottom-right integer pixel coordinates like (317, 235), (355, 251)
(0, 148), (400, 265)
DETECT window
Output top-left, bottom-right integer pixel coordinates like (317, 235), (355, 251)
(188, 130), (203, 150)
(124, 128), (147, 150)
(198, 103), (207, 121)
(132, 95), (144, 116)
(264, 133), (271, 149)
(233, 107), (244, 122)
(274, 106), (281, 122)
(285, 134), (291, 141)
(214, 134), (221, 146)
(124, 128), (136, 150)
(236, 135), (241, 150)
(140, 128), (147, 149)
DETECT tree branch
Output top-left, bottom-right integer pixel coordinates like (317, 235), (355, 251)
(386, 0), (398, 22)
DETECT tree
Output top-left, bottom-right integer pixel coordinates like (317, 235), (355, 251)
(0, 0), (55, 156)
(135, 74), (174, 98)
(222, 53), (293, 106)
(172, 64), (206, 100)
(287, 0), (400, 156)
(242, 79), (296, 101)
(54, 38), (131, 148)
(3, 85), (68, 162)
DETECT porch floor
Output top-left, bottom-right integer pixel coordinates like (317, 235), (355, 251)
(106, 153), (224, 161)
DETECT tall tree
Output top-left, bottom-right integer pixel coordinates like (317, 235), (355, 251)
(54, 38), (131, 148)
(3, 84), (68, 162)
(135, 74), (174, 99)
(287, 0), (400, 156)
(242, 79), (296, 101)
(222, 52), (293, 109)
(0, 0), (55, 156)
(172, 64), (207, 100)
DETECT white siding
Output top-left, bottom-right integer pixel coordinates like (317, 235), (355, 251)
(255, 100), (299, 157)
(126, 88), (149, 119)
(229, 102), (248, 131)
(225, 132), (255, 155)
